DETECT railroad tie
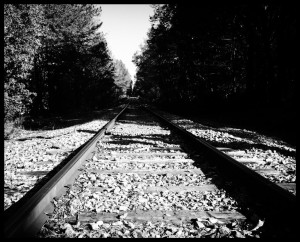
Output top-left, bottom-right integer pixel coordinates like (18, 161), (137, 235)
(86, 168), (204, 175)
(97, 152), (188, 158)
(90, 158), (195, 164)
(86, 184), (217, 193)
(75, 210), (246, 225)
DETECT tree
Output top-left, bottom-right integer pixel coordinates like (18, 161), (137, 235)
(113, 59), (132, 96)
(4, 4), (122, 122)
(134, 3), (296, 109)
(30, 4), (107, 114)
(4, 4), (44, 121)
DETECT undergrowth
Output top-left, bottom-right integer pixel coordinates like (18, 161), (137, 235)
(4, 119), (24, 140)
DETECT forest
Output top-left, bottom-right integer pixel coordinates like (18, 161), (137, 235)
(4, 4), (132, 125)
(133, 4), (296, 112)
(4, 4), (297, 143)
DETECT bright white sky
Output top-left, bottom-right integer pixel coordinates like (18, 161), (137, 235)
(96, 4), (154, 83)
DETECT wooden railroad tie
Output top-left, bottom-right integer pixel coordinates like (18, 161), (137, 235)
(74, 210), (246, 224)
(91, 158), (195, 163)
(86, 184), (218, 193)
(84, 167), (281, 176)
(97, 152), (188, 158)
(87, 168), (204, 175)
(100, 147), (184, 152)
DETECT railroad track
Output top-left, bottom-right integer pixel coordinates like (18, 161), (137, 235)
(4, 102), (296, 238)
(150, 108), (296, 196)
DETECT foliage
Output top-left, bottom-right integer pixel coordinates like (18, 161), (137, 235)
(4, 4), (124, 123)
(133, 4), (296, 109)
(113, 59), (132, 96)
(4, 4), (43, 121)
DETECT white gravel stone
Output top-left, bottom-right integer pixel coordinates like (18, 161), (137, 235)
(4, 111), (116, 210)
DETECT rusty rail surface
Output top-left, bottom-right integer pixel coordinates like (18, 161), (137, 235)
(4, 103), (130, 238)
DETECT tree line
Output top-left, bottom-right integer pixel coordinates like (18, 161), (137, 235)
(4, 4), (132, 123)
(133, 3), (296, 110)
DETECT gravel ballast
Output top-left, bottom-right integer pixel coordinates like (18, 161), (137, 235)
(4, 108), (122, 210)
(4, 105), (295, 238)
(153, 109), (296, 194)
(36, 107), (270, 238)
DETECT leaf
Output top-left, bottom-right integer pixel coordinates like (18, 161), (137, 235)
(119, 205), (128, 211)
(112, 221), (123, 226)
(196, 221), (205, 229)
(95, 206), (104, 213)
(127, 222), (135, 229)
(96, 220), (103, 227)
(63, 223), (77, 236)
(139, 197), (147, 203)
(208, 217), (224, 224)
(176, 229), (183, 236)
(119, 212), (128, 219)
(233, 230), (245, 238)
(219, 226), (231, 234)
(251, 219), (264, 231)
(88, 222), (99, 230)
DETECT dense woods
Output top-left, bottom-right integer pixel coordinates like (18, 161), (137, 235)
(4, 3), (296, 143)
(133, 4), (296, 111)
(4, 4), (132, 124)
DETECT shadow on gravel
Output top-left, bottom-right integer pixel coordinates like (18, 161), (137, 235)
(143, 110), (296, 238)
(167, 128), (296, 238)
(77, 129), (98, 134)
(105, 134), (175, 147)
(15, 136), (53, 141)
(208, 141), (296, 157)
(22, 109), (117, 131)
(175, 109), (296, 147)
(167, 118), (295, 157)
(118, 109), (160, 126)
(118, 120), (159, 126)
(171, 138), (295, 238)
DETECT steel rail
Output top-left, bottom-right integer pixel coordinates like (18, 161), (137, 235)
(143, 106), (296, 219)
(4, 103), (130, 238)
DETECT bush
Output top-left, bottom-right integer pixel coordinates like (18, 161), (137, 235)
(4, 80), (35, 123)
